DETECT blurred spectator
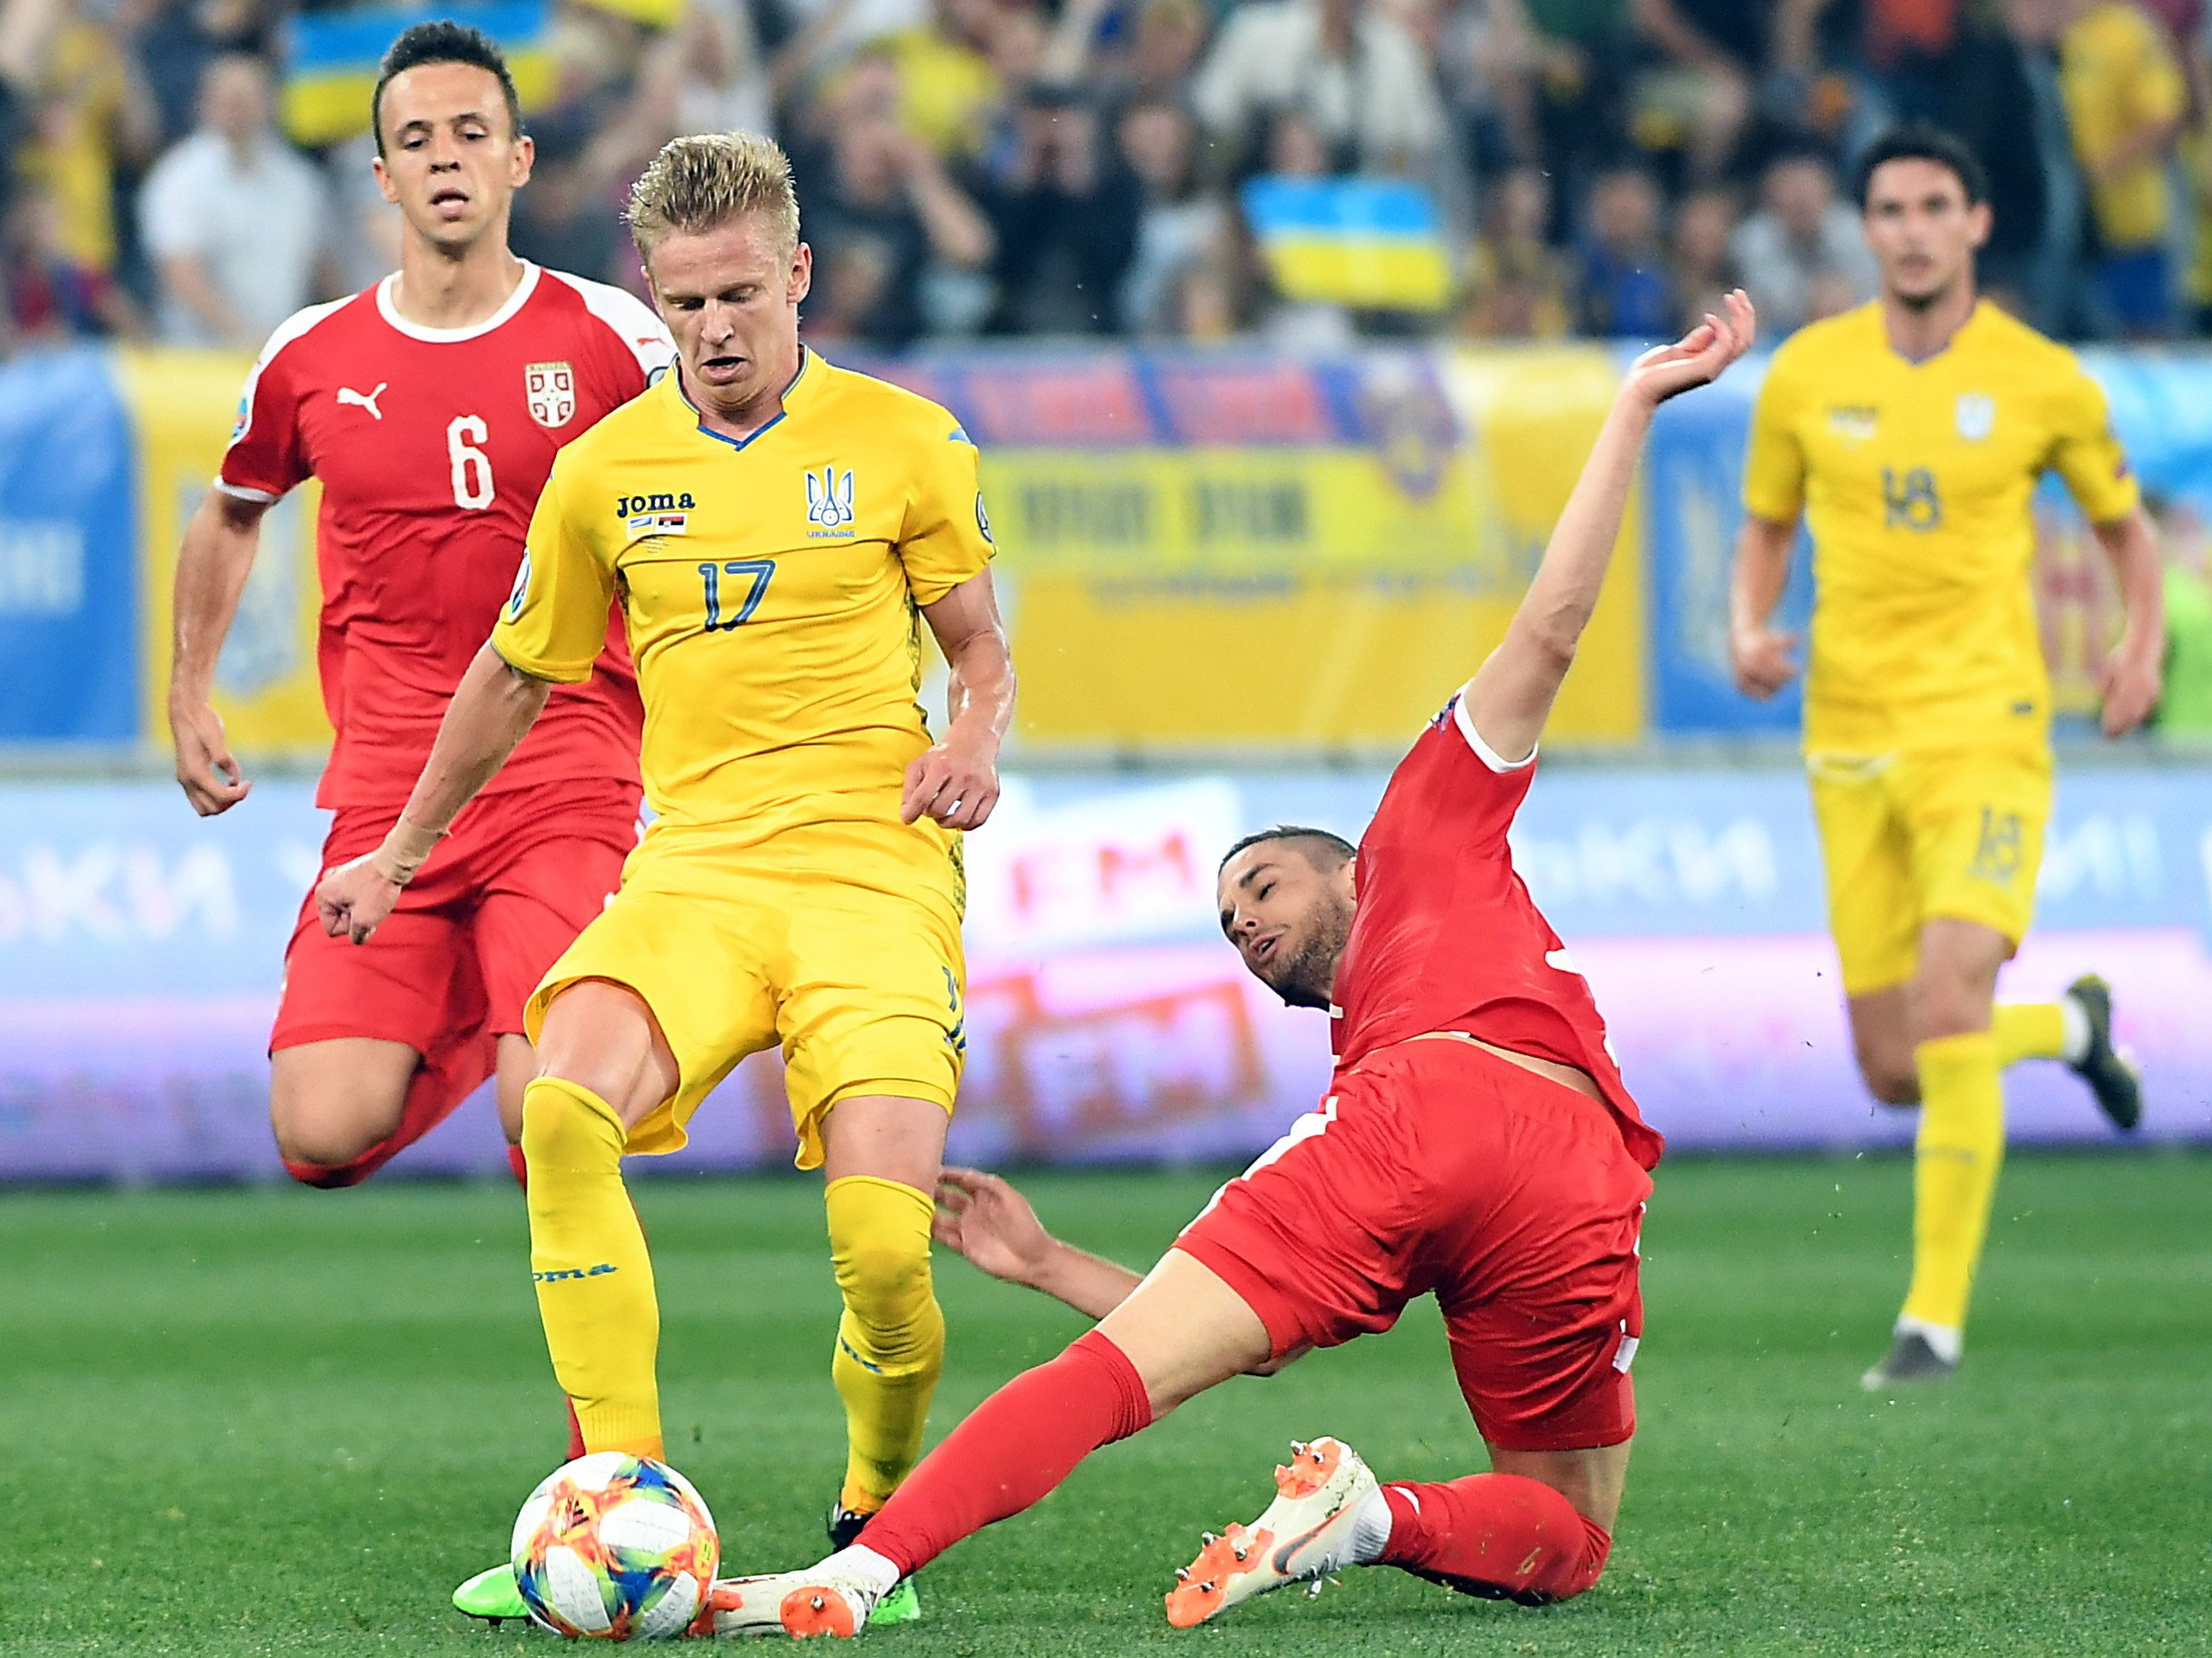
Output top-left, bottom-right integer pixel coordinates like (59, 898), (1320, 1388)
(2058, 0), (2186, 337)
(805, 105), (993, 346)
(1115, 94), (1230, 336)
(643, 0), (775, 142)
(890, 0), (997, 160)
(1576, 162), (1671, 336)
(1943, 0), (2080, 334)
(983, 87), (1140, 333)
(1629, 0), (1760, 181)
(1520, 0), (1639, 174)
(1457, 160), (1571, 336)
(1669, 180), (1738, 328)
(2, 183), (132, 344)
(1121, 0), (1213, 101)
(13, 0), (155, 284)
(777, 0), (932, 82)
(508, 11), (650, 288)
(1190, 0), (1451, 178)
(123, 0), (268, 149)
(325, 137), (402, 295)
(139, 53), (325, 345)
(1730, 148), (1876, 336)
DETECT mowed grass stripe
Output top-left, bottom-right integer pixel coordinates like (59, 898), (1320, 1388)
(2, 1155), (2207, 1654)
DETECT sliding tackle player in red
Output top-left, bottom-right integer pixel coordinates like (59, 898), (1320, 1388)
(712, 291), (1757, 1637)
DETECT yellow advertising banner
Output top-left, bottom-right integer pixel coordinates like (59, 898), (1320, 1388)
(969, 346), (1645, 752)
(117, 349), (332, 757)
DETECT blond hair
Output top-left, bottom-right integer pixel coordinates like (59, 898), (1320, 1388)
(625, 131), (799, 261)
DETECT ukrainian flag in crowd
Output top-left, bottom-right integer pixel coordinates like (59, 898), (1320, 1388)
(279, 0), (557, 146)
(1240, 177), (1453, 312)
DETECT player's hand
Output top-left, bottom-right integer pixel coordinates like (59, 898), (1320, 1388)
(1728, 623), (1801, 700)
(2098, 640), (2162, 736)
(1622, 288), (1756, 410)
(932, 1166), (1057, 1287)
(314, 851), (405, 946)
(170, 695), (250, 816)
(901, 730), (1000, 831)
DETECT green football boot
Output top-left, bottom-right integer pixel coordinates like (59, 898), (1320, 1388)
(828, 1499), (923, 1625)
(452, 1563), (531, 1624)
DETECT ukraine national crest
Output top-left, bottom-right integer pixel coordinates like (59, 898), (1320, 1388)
(805, 467), (857, 534)
(526, 361), (576, 429)
(1955, 393), (1994, 442)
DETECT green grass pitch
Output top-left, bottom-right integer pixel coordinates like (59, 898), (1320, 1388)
(4, 1152), (2209, 1655)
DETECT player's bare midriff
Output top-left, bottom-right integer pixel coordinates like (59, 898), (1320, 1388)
(1402, 1030), (1604, 1104)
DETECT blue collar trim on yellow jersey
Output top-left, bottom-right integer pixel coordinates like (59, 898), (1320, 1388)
(1881, 297), (1985, 369)
(677, 346), (813, 452)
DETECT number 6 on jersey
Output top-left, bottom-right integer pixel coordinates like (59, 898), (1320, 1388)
(448, 415), (495, 510)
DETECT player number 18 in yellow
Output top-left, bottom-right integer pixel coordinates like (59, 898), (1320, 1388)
(1881, 466), (1942, 533)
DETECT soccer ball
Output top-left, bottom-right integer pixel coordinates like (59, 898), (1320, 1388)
(510, 1452), (719, 1639)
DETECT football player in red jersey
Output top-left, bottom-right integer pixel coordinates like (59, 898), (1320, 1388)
(166, 22), (667, 1193)
(710, 292), (1757, 1640)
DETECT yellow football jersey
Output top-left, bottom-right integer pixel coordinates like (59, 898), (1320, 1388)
(493, 351), (995, 841)
(1743, 302), (2138, 753)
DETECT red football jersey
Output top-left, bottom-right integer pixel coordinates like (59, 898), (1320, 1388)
(218, 263), (670, 810)
(1331, 686), (1664, 1171)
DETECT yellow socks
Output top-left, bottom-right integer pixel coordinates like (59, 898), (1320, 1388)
(1900, 1031), (2004, 1337)
(824, 1174), (944, 1513)
(522, 1077), (662, 1459)
(1993, 1002), (2067, 1068)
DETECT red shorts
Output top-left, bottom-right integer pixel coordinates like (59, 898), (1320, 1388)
(1174, 1035), (1653, 1453)
(272, 779), (639, 1132)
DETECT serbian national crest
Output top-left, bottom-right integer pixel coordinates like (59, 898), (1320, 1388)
(805, 467), (857, 535)
(1954, 393), (1994, 442)
(526, 361), (576, 429)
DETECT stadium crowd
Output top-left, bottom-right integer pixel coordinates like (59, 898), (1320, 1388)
(0, 0), (2206, 352)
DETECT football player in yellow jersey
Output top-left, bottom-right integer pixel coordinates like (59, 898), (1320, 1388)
(1729, 126), (2165, 1390)
(316, 132), (1013, 1623)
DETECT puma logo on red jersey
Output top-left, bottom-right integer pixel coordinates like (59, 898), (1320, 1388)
(336, 383), (387, 420)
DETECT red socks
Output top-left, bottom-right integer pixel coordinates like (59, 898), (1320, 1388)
(855, 1330), (1153, 1577)
(507, 1144), (588, 1462)
(1379, 1473), (1611, 1604)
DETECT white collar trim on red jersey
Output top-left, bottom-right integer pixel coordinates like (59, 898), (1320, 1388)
(375, 261), (542, 342)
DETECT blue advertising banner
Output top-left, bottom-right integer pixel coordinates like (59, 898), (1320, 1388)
(3, 761), (2208, 1184)
(0, 347), (137, 741)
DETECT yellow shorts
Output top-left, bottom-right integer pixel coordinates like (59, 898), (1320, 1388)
(1808, 742), (2051, 997)
(525, 823), (966, 1168)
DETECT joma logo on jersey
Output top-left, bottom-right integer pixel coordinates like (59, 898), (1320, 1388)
(805, 467), (857, 535)
(533, 1262), (619, 1283)
(1827, 404), (1878, 442)
(617, 492), (696, 517)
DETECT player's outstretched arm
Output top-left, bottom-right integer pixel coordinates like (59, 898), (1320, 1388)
(932, 1166), (1143, 1319)
(933, 1166), (1308, 1372)
(906, 569), (1015, 831)
(314, 642), (553, 944)
(2090, 509), (2166, 735)
(169, 488), (269, 816)
(1464, 291), (1755, 762)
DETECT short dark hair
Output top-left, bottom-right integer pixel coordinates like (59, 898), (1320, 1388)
(1853, 123), (1986, 210)
(1219, 825), (1356, 874)
(371, 21), (525, 156)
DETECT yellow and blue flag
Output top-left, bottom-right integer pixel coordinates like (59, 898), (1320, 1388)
(279, 0), (556, 147)
(1240, 177), (1453, 312)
